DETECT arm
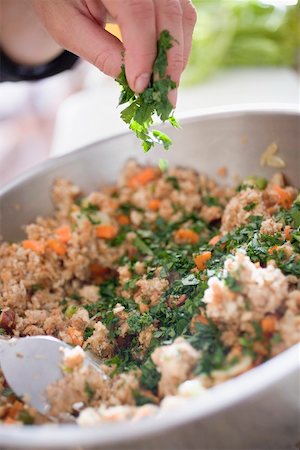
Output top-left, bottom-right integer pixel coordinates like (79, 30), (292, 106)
(0, 0), (62, 66)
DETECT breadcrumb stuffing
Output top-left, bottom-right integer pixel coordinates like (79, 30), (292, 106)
(0, 160), (299, 427)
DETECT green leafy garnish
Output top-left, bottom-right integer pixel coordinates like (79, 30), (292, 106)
(116, 30), (179, 152)
(84, 382), (95, 401)
(18, 410), (34, 425)
(133, 390), (155, 406)
(188, 321), (227, 375)
(64, 304), (78, 319)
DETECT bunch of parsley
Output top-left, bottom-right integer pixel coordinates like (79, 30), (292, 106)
(116, 30), (179, 152)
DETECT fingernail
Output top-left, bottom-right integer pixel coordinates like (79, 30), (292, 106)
(135, 73), (150, 93)
(168, 89), (177, 108)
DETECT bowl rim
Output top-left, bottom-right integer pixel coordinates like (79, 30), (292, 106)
(0, 344), (299, 448)
(0, 104), (299, 197)
(0, 106), (299, 448)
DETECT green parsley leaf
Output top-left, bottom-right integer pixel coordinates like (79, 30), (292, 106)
(116, 30), (178, 152)
(244, 202), (257, 211)
(159, 158), (169, 172)
(84, 382), (95, 401)
(133, 390), (155, 406)
(18, 410), (34, 425)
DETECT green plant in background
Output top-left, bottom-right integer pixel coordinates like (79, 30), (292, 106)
(183, 0), (300, 86)
(183, 0), (236, 85)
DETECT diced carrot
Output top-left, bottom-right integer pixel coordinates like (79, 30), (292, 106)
(22, 240), (45, 254)
(55, 225), (71, 243)
(194, 251), (212, 270)
(8, 400), (23, 419)
(209, 235), (221, 246)
(261, 315), (277, 335)
(139, 303), (149, 314)
(67, 326), (83, 346)
(284, 226), (292, 241)
(95, 225), (118, 239)
(268, 245), (279, 255)
(190, 314), (208, 333)
(174, 229), (199, 244)
(148, 199), (161, 211)
(127, 167), (157, 188)
(47, 239), (67, 256)
(116, 214), (130, 225)
(108, 199), (118, 211)
(217, 166), (227, 177)
(3, 417), (17, 425)
(272, 185), (293, 209)
(253, 341), (268, 356)
(196, 314), (208, 325)
(229, 345), (242, 358)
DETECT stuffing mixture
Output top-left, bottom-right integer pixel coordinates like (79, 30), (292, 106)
(0, 161), (299, 426)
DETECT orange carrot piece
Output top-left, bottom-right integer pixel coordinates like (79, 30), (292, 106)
(22, 240), (45, 253)
(47, 239), (67, 256)
(273, 185), (293, 209)
(67, 326), (83, 346)
(253, 341), (269, 356)
(55, 225), (71, 243)
(217, 166), (227, 177)
(209, 235), (221, 246)
(284, 226), (292, 241)
(95, 225), (118, 239)
(3, 417), (17, 425)
(139, 303), (149, 314)
(127, 167), (157, 188)
(148, 199), (161, 211)
(194, 251), (212, 270)
(175, 229), (199, 244)
(108, 199), (118, 211)
(230, 345), (243, 358)
(261, 315), (277, 334)
(190, 314), (208, 333)
(268, 245), (279, 255)
(116, 214), (130, 225)
(8, 400), (23, 419)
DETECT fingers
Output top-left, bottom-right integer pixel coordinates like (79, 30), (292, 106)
(154, 0), (184, 106)
(102, 0), (157, 93)
(68, 17), (123, 77)
(33, 0), (197, 97)
(180, 0), (197, 69)
(33, 0), (123, 78)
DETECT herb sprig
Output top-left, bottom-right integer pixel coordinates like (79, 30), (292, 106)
(116, 30), (179, 152)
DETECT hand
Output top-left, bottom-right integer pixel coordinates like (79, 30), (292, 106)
(32, 0), (197, 104)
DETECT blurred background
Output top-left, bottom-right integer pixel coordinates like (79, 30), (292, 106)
(0, 0), (299, 186)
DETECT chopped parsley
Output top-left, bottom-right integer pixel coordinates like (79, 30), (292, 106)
(80, 203), (101, 225)
(166, 176), (180, 190)
(244, 202), (257, 211)
(83, 327), (94, 341)
(203, 196), (220, 207)
(225, 274), (242, 293)
(133, 390), (156, 406)
(18, 410), (34, 425)
(188, 321), (227, 375)
(116, 30), (179, 152)
(84, 382), (95, 401)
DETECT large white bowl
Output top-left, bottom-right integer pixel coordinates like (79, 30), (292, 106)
(0, 108), (299, 450)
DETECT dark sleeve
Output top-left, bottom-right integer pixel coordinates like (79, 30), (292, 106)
(0, 49), (79, 82)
